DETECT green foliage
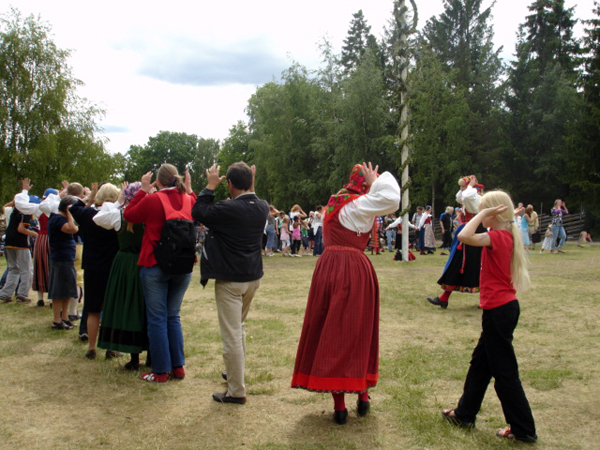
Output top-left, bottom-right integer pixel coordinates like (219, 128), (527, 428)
(340, 10), (381, 76)
(331, 51), (397, 187)
(123, 130), (219, 193)
(248, 65), (332, 209)
(409, 48), (471, 207)
(563, 1), (600, 219)
(417, 0), (504, 205)
(0, 8), (118, 200)
(504, 0), (582, 204)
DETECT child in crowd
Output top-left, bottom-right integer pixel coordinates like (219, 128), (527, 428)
(441, 190), (537, 444)
(279, 213), (291, 257)
(577, 231), (593, 248)
(540, 225), (553, 253)
(47, 196), (79, 329)
(291, 216), (303, 257)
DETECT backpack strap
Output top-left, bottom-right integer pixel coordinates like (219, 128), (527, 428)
(156, 191), (193, 221)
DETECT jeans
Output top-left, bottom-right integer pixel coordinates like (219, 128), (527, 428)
(313, 227), (324, 256)
(386, 229), (396, 252)
(265, 226), (276, 250)
(551, 225), (566, 250)
(140, 265), (191, 374)
(0, 248), (31, 299)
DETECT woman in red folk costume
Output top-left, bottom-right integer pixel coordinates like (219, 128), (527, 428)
(427, 175), (484, 309)
(291, 162), (400, 425)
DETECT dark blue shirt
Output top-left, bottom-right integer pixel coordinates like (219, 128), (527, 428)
(47, 214), (76, 261)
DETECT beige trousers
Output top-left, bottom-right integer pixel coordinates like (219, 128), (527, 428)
(214, 279), (261, 398)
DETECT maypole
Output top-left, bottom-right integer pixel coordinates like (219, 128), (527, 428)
(393, 0), (417, 262)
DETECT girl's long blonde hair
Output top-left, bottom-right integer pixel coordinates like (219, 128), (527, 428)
(478, 190), (531, 293)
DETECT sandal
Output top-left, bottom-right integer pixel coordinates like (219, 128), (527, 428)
(496, 427), (537, 443)
(442, 409), (474, 428)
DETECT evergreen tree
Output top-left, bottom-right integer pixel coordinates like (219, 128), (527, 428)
(565, 1), (600, 218)
(420, 0), (504, 191)
(340, 10), (380, 76)
(520, 0), (581, 79)
(504, 0), (582, 204)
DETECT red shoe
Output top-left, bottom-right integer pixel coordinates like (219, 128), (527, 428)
(141, 372), (168, 383)
(171, 366), (185, 379)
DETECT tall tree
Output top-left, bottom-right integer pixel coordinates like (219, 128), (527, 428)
(504, 0), (582, 204)
(340, 10), (380, 76)
(564, 1), (600, 218)
(0, 8), (114, 200)
(331, 51), (395, 189)
(421, 0), (504, 187)
(247, 64), (329, 208)
(520, 0), (581, 78)
(409, 48), (471, 207)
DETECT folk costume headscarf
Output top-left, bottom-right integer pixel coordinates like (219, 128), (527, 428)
(324, 164), (374, 225)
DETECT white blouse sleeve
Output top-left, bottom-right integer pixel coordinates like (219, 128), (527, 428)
(388, 217), (403, 229)
(14, 190), (41, 218)
(39, 193), (60, 216)
(456, 186), (479, 214)
(338, 172), (401, 233)
(92, 201), (122, 231)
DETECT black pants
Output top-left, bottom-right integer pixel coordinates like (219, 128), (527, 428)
(291, 239), (301, 255)
(455, 301), (536, 439)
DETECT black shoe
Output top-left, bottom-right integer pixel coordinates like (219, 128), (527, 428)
(36, 299), (45, 307)
(85, 349), (97, 360)
(212, 392), (246, 404)
(334, 409), (348, 425)
(68, 314), (81, 321)
(221, 370), (227, 381)
(61, 320), (74, 329)
(52, 321), (69, 330)
(79, 333), (89, 342)
(105, 350), (122, 360)
(357, 399), (370, 417)
(123, 361), (140, 371)
(427, 297), (448, 309)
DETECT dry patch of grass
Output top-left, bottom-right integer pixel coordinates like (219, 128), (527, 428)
(0, 243), (599, 449)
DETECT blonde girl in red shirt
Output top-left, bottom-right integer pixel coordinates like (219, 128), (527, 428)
(440, 190), (537, 444)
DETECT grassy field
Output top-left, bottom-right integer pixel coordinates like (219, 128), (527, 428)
(0, 242), (598, 450)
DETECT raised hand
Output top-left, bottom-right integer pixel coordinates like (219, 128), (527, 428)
(184, 170), (193, 194)
(141, 172), (156, 193)
(362, 161), (379, 187)
(205, 164), (226, 191)
(22, 178), (33, 191)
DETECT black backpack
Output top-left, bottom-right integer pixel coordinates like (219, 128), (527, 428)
(154, 192), (196, 274)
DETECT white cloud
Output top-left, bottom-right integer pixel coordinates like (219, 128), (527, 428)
(6, 0), (599, 155)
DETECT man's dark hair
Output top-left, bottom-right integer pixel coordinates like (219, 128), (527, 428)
(226, 162), (252, 191)
(59, 195), (78, 213)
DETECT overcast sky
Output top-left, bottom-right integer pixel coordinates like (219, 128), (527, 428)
(4, 0), (597, 154)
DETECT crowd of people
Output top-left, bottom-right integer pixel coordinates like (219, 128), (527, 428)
(2, 161), (595, 444)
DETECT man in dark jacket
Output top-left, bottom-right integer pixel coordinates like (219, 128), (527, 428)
(192, 162), (269, 405)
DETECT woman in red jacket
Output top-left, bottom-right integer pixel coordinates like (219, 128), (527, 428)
(124, 164), (195, 383)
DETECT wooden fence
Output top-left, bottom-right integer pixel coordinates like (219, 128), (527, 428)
(433, 212), (586, 241)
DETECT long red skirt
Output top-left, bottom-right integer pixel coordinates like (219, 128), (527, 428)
(292, 244), (379, 393)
